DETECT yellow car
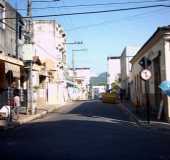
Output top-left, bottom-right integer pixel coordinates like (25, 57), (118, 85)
(101, 92), (119, 104)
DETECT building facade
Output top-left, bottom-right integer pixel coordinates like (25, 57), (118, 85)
(130, 26), (170, 121)
(23, 20), (68, 111)
(120, 46), (139, 99)
(0, 0), (24, 107)
(107, 56), (120, 89)
(73, 68), (91, 100)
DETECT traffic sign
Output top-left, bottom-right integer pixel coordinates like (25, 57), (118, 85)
(140, 69), (152, 81)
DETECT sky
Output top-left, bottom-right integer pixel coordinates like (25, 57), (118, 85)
(8, 0), (170, 75)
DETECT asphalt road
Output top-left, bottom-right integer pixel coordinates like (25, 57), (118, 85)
(0, 100), (170, 160)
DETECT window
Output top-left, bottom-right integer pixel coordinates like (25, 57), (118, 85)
(19, 25), (22, 40)
(0, 4), (5, 29)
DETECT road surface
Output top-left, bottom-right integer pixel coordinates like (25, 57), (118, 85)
(0, 100), (170, 160)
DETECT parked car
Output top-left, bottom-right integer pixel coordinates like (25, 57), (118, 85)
(101, 92), (119, 104)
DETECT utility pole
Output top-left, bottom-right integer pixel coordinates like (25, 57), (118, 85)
(26, 0), (34, 114)
(72, 49), (88, 72)
(26, 0), (32, 44)
(72, 49), (88, 83)
(15, 0), (19, 58)
(72, 50), (75, 73)
(139, 57), (152, 124)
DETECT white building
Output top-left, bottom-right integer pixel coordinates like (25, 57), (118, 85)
(23, 20), (68, 109)
(107, 57), (120, 89)
(69, 67), (91, 100)
(120, 46), (139, 99)
(130, 26), (170, 121)
(92, 85), (106, 99)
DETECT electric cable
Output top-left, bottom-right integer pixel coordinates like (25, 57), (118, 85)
(2, 4), (170, 20)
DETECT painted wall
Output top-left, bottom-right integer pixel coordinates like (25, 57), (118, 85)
(130, 37), (168, 118)
(120, 46), (139, 99)
(107, 58), (120, 89)
(0, 2), (24, 59)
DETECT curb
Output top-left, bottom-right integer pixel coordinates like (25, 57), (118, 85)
(17, 106), (62, 125)
(6, 101), (74, 130)
(17, 110), (48, 125)
(119, 103), (170, 131)
(5, 105), (62, 130)
(118, 103), (144, 127)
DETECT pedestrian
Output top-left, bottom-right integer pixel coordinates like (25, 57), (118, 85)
(119, 88), (124, 102)
(13, 89), (20, 116)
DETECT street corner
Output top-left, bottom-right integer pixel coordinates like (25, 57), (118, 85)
(117, 103), (143, 127)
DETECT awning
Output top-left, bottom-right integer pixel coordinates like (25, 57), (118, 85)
(5, 62), (20, 78)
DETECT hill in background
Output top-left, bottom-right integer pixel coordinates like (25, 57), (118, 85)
(90, 72), (107, 86)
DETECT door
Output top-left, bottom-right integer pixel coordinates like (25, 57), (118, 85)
(153, 55), (161, 111)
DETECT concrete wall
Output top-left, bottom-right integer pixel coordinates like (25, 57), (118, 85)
(0, 2), (24, 59)
(164, 39), (170, 120)
(120, 46), (139, 99)
(23, 20), (68, 106)
(33, 21), (58, 67)
(74, 68), (91, 100)
(107, 58), (120, 89)
(75, 68), (91, 87)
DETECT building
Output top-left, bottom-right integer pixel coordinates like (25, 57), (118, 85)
(91, 85), (106, 99)
(120, 46), (139, 99)
(130, 26), (170, 121)
(73, 68), (91, 100)
(23, 20), (67, 111)
(0, 0), (24, 107)
(107, 56), (120, 89)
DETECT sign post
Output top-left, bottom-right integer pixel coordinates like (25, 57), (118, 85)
(139, 57), (152, 124)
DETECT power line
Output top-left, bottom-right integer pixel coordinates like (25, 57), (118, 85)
(66, 8), (166, 31)
(2, 4), (170, 20)
(32, 0), (60, 2)
(17, 0), (170, 11)
(0, 20), (16, 31)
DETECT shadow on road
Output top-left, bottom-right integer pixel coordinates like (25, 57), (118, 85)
(1, 101), (170, 160)
(1, 118), (170, 160)
(68, 101), (134, 123)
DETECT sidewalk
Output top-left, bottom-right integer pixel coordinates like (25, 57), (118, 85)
(120, 101), (170, 131)
(6, 104), (63, 129)
(17, 104), (61, 125)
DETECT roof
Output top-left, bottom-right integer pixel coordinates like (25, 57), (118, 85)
(130, 25), (170, 64)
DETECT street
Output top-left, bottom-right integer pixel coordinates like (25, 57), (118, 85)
(0, 100), (170, 160)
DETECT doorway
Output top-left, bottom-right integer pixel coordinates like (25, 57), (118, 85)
(153, 53), (161, 112)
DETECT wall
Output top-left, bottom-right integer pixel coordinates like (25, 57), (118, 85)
(120, 46), (139, 99)
(131, 38), (165, 112)
(0, 2), (24, 59)
(164, 39), (170, 120)
(107, 58), (120, 89)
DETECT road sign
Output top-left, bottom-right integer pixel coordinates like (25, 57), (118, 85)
(140, 69), (152, 81)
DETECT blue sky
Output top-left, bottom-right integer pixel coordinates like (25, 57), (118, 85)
(9, 0), (170, 75)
